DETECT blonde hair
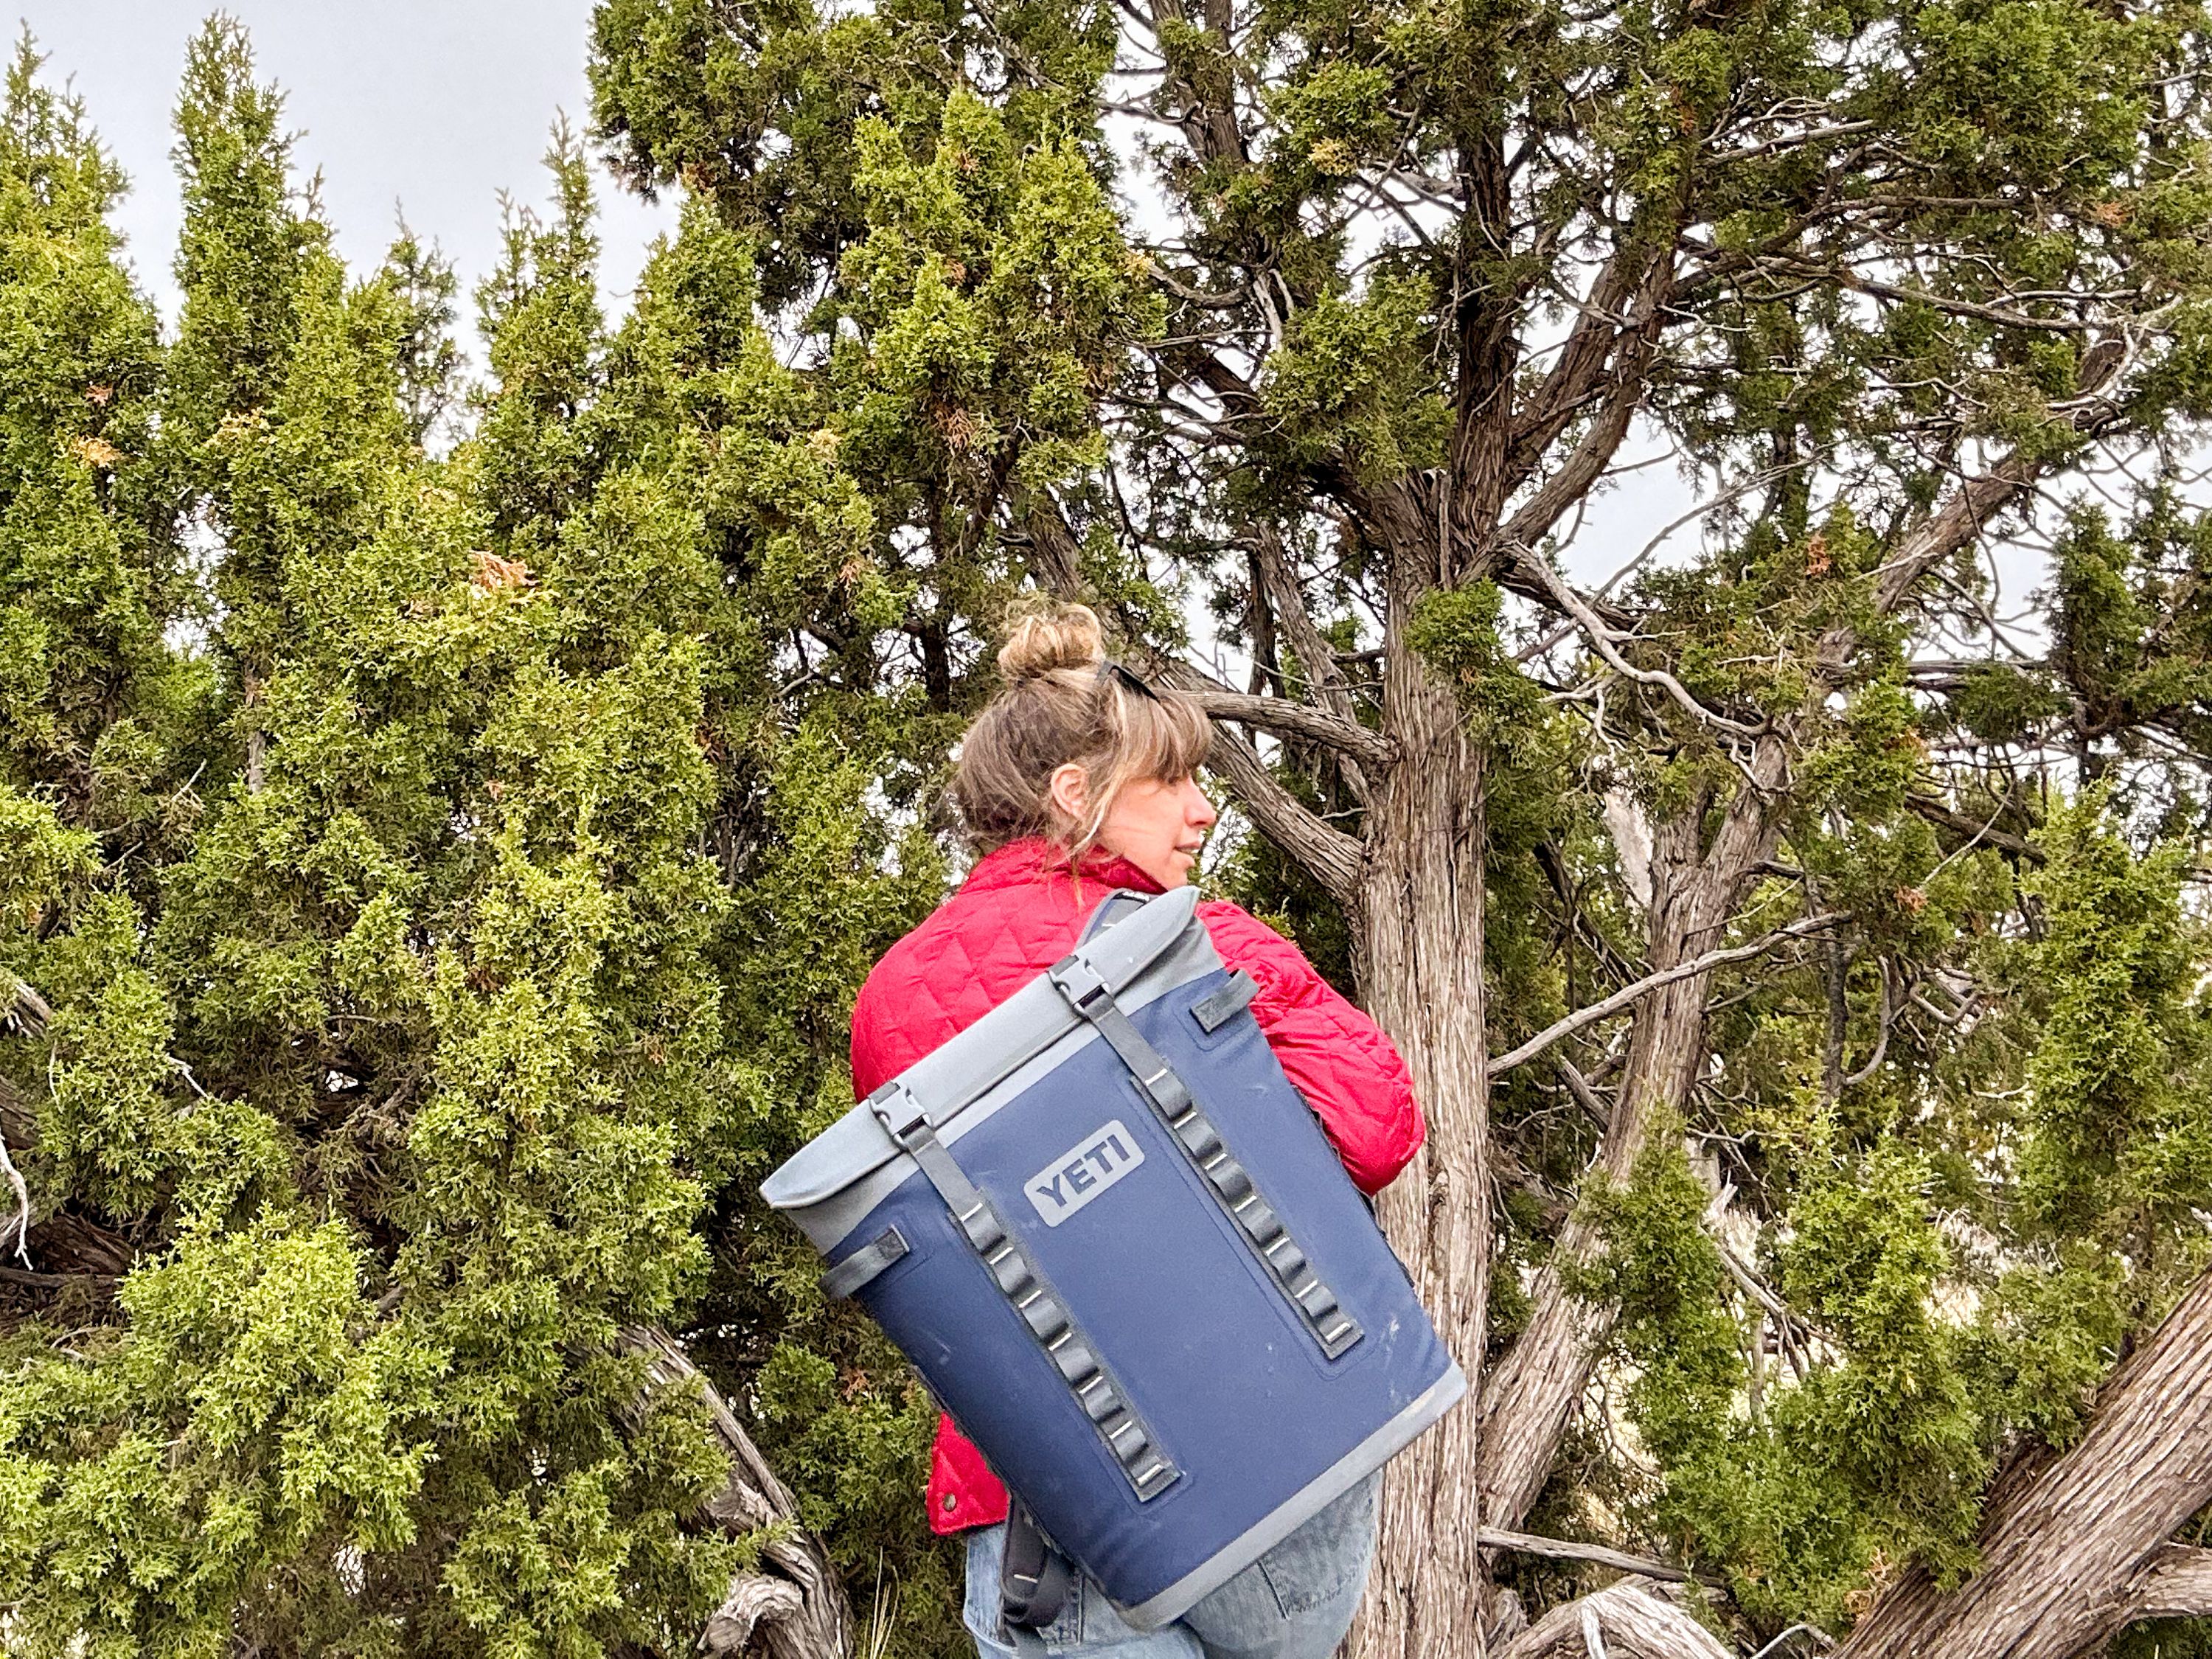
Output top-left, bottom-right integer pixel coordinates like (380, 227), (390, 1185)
(953, 601), (1211, 855)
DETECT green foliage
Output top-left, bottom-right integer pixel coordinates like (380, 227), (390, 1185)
(1259, 274), (1450, 484)
(1573, 1132), (1988, 1627)
(0, 22), (973, 1658)
(2, 0), (2211, 1644)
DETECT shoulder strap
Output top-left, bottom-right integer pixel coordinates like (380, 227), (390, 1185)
(1079, 888), (1152, 942)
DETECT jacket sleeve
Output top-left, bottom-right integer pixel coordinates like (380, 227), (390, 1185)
(1195, 900), (1424, 1194)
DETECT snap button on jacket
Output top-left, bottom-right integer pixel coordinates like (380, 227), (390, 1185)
(849, 836), (1425, 1535)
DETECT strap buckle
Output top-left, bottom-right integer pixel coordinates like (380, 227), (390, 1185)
(1048, 955), (1115, 1016)
(867, 1080), (932, 1145)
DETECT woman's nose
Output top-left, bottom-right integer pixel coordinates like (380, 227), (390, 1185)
(1184, 780), (1217, 829)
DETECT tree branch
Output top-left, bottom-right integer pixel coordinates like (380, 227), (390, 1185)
(1487, 915), (1847, 1079)
(1499, 252), (1678, 550)
(2132, 1544), (2212, 1621)
(1140, 653), (1369, 904)
(1248, 521), (1374, 801)
(619, 1325), (852, 1659)
(1870, 335), (2130, 614)
(1510, 548), (1768, 742)
(1479, 1527), (1725, 1589)
(1500, 1583), (1735, 1659)
(1837, 1262), (2212, 1659)
(1200, 720), (1367, 905)
(1189, 690), (1394, 770)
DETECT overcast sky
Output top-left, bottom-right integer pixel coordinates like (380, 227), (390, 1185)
(12, 1), (680, 332)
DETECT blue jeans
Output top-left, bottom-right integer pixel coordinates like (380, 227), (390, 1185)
(961, 1472), (1380, 1659)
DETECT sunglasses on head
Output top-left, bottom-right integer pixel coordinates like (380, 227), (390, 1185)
(1094, 659), (1162, 702)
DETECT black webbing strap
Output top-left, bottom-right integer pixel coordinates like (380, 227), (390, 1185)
(1191, 970), (1259, 1033)
(866, 1081), (1179, 1500)
(1047, 957), (1363, 1360)
(999, 1501), (1075, 1633)
(819, 1226), (910, 1300)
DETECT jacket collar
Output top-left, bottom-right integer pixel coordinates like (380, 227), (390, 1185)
(962, 836), (1166, 902)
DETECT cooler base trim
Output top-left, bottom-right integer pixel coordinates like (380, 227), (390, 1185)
(1112, 1362), (1469, 1631)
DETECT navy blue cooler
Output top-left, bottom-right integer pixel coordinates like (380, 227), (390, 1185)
(762, 886), (1464, 1629)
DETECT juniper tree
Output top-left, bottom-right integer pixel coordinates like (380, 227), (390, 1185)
(0, 21), (967, 1658)
(590, 0), (2212, 1653)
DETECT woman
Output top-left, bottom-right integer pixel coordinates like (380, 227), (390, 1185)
(849, 602), (1424, 1659)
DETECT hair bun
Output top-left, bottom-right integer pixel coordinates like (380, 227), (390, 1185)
(998, 601), (1105, 683)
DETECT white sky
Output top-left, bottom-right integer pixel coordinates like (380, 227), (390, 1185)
(12, 1), (680, 332)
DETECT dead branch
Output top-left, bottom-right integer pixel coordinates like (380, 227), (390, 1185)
(4, 973), (51, 1037)
(1500, 1582), (1736, 1659)
(1480, 1527), (1726, 1589)
(1511, 550), (1767, 743)
(1487, 916), (1847, 1079)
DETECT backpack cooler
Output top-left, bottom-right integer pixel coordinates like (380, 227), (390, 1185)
(762, 885), (1464, 1629)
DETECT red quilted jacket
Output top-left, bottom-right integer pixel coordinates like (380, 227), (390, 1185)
(849, 836), (1425, 1536)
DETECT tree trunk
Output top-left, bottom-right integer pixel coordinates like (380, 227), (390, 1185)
(1346, 642), (1494, 1659)
(1837, 1264), (2212, 1659)
(1477, 961), (1713, 1527)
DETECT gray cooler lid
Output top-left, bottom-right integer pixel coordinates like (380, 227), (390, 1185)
(760, 886), (1208, 1222)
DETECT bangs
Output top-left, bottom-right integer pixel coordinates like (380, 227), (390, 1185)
(1115, 686), (1214, 783)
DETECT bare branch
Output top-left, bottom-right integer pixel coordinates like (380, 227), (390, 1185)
(1249, 521), (1374, 801)
(1487, 914), (1849, 1079)
(1143, 653), (1370, 903)
(1202, 720), (1367, 905)
(1479, 1527), (1725, 1589)
(1707, 117), (1877, 164)
(1189, 691), (1394, 770)
(1510, 548), (1767, 742)
(1753, 252), (2109, 333)
(1500, 254), (1678, 549)
(4, 972), (51, 1037)
(1500, 1583), (1736, 1659)
(0, 1134), (29, 1267)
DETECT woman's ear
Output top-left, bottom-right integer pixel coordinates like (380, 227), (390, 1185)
(1048, 762), (1091, 830)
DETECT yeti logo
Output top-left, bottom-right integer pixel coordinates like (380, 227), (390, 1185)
(1027, 1120), (1145, 1226)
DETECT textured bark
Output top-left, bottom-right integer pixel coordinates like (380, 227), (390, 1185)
(2132, 1544), (2212, 1621)
(1345, 642), (1493, 1659)
(1836, 1265), (2212, 1659)
(619, 1325), (854, 1659)
(1498, 1582), (1735, 1659)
